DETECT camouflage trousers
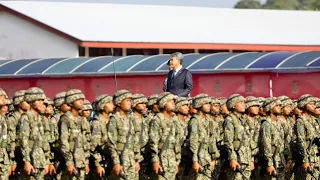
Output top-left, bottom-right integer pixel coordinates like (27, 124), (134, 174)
(212, 159), (222, 179)
(189, 165), (214, 180)
(0, 163), (9, 180)
(21, 168), (45, 180)
(260, 168), (285, 180)
(294, 165), (320, 180)
(150, 149), (177, 180)
(225, 164), (251, 180)
(61, 167), (86, 180)
(109, 150), (136, 180)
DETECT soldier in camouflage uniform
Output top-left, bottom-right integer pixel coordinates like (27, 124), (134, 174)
(210, 97), (224, 179)
(90, 94), (114, 178)
(277, 96), (294, 179)
(7, 90), (29, 179)
(19, 87), (51, 179)
(187, 94), (218, 180)
(188, 97), (197, 119)
(244, 96), (261, 180)
(42, 97), (57, 178)
(294, 94), (319, 180)
(80, 99), (92, 120)
(146, 94), (159, 127)
(223, 94), (253, 180)
(219, 97), (229, 120)
(0, 89), (10, 179)
(174, 97), (190, 180)
(107, 90), (140, 180)
(259, 97), (285, 180)
(59, 89), (90, 180)
(131, 94), (149, 180)
(258, 97), (267, 122)
(149, 92), (181, 180)
(1, 98), (10, 116)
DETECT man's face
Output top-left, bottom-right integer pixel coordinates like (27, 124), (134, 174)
(104, 101), (115, 113)
(45, 105), (54, 115)
(271, 104), (281, 115)
(61, 104), (71, 113)
(221, 104), (229, 114)
(164, 99), (175, 112)
(235, 100), (245, 113)
(20, 101), (30, 111)
(34, 99), (45, 113)
(201, 103), (211, 114)
(119, 98), (132, 112)
(179, 104), (189, 115)
(306, 102), (316, 113)
(81, 110), (91, 118)
(73, 99), (84, 110)
(282, 104), (292, 116)
(168, 61), (174, 70)
(248, 105), (259, 115)
(170, 56), (180, 68)
(135, 103), (147, 114)
(211, 103), (220, 114)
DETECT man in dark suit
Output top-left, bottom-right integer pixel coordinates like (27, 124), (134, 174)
(165, 52), (193, 97)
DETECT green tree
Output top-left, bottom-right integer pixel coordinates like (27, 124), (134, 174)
(262, 0), (300, 10)
(234, 0), (262, 9)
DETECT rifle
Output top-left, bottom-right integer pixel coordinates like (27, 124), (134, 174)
(29, 124), (40, 180)
(119, 120), (132, 180)
(157, 124), (173, 180)
(307, 167), (319, 180)
(95, 144), (109, 180)
(72, 137), (80, 180)
(197, 139), (217, 180)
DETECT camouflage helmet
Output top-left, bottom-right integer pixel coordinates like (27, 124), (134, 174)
(113, 89), (132, 105)
(175, 97), (190, 111)
(95, 94), (113, 112)
(192, 94), (211, 109)
(245, 96), (260, 109)
(226, 94), (245, 111)
(211, 97), (219, 104)
(24, 87), (46, 103)
(0, 88), (7, 98)
(54, 92), (67, 107)
(258, 97), (266, 107)
(147, 94), (159, 107)
(218, 97), (227, 105)
(292, 100), (298, 109)
(65, 89), (85, 105)
(82, 99), (92, 110)
(157, 92), (176, 109)
(132, 94), (148, 108)
(278, 95), (292, 107)
(263, 97), (281, 113)
(297, 94), (314, 109)
(44, 97), (54, 106)
(5, 98), (12, 105)
(13, 90), (26, 106)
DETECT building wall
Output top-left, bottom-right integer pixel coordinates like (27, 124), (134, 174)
(0, 11), (78, 60)
(0, 72), (319, 101)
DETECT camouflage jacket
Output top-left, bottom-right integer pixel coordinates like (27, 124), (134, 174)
(294, 113), (319, 165)
(149, 113), (181, 164)
(90, 114), (109, 167)
(223, 112), (253, 165)
(132, 112), (148, 162)
(278, 116), (293, 163)
(174, 115), (189, 149)
(6, 111), (20, 165)
(107, 111), (140, 165)
(259, 116), (285, 167)
(245, 115), (260, 157)
(188, 114), (218, 166)
(19, 111), (51, 168)
(59, 111), (91, 168)
(0, 114), (9, 165)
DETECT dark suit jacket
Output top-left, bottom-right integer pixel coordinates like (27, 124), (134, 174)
(166, 68), (193, 97)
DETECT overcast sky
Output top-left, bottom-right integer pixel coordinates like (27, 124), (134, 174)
(5, 0), (268, 8)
